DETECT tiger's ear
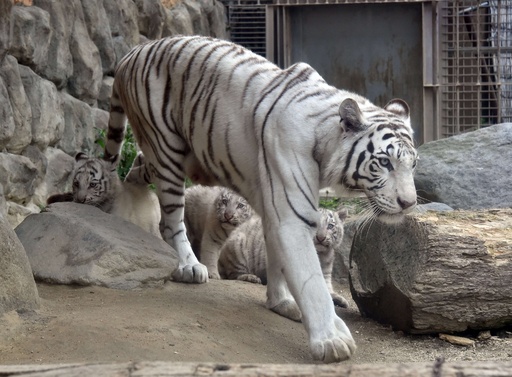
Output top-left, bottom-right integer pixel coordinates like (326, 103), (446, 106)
(75, 152), (88, 162)
(339, 98), (366, 133)
(384, 99), (410, 120)
(337, 207), (349, 222)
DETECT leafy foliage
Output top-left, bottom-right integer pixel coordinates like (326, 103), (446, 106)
(95, 125), (137, 181)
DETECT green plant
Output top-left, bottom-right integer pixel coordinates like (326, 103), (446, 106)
(95, 125), (137, 181)
(319, 196), (341, 210)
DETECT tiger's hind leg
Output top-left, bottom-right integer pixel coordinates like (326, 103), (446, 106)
(145, 151), (208, 284)
(265, 244), (302, 322)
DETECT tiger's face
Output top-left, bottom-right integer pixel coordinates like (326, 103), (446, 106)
(72, 153), (114, 208)
(338, 99), (418, 224)
(314, 208), (347, 254)
(215, 188), (253, 230)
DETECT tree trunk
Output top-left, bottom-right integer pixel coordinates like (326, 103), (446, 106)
(349, 209), (512, 334)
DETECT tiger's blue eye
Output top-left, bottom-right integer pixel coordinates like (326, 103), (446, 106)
(327, 224), (334, 230)
(379, 157), (391, 168)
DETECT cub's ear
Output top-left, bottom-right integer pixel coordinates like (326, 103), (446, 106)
(337, 207), (349, 222)
(339, 98), (366, 133)
(75, 152), (88, 162)
(384, 99), (410, 120)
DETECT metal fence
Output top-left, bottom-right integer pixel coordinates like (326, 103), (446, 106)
(221, 0), (512, 140)
(220, 0), (270, 58)
(439, 0), (512, 137)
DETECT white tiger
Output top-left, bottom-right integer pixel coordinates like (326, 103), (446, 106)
(184, 185), (253, 279)
(103, 35), (417, 363)
(218, 207), (350, 312)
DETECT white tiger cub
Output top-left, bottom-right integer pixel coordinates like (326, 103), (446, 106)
(219, 207), (350, 313)
(184, 185), (253, 279)
(104, 36), (418, 363)
(63, 152), (161, 238)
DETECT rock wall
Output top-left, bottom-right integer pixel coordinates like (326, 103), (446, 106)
(0, 0), (227, 227)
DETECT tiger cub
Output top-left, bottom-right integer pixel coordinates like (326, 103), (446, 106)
(47, 153), (161, 238)
(184, 185), (253, 279)
(219, 208), (349, 309)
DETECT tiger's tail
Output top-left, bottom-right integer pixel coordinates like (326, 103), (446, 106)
(104, 82), (127, 162)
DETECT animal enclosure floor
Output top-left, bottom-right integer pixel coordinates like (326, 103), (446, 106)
(0, 280), (510, 365)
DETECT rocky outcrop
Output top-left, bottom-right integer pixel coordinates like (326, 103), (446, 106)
(349, 209), (512, 334)
(0, 212), (39, 315)
(15, 202), (178, 289)
(0, 0), (228, 227)
(415, 123), (512, 210)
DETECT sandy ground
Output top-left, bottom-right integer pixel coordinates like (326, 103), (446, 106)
(0, 280), (511, 366)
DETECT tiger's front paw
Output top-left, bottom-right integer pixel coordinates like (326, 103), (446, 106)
(172, 263), (208, 284)
(310, 316), (356, 363)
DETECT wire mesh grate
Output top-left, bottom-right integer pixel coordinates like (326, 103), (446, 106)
(220, 0), (271, 58)
(439, 0), (512, 138)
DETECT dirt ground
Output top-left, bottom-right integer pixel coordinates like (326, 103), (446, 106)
(0, 279), (511, 366)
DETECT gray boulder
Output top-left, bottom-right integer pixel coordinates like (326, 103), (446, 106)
(415, 124), (512, 209)
(33, 0), (74, 88)
(98, 76), (114, 112)
(58, 91), (98, 155)
(0, 56), (32, 154)
(0, 74), (15, 151)
(0, 212), (39, 315)
(0, 0), (11, 62)
(135, 0), (166, 40)
(19, 64), (64, 150)
(81, 0), (116, 75)
(67, 0), (103, 104)
(15, 202), (178, 289)
(103, 0), (140, 65)
(163, 1), (194, 36)
(32, 147), (75, 205)
(0, 152), (38, 204)
(9, 5), (51, 73)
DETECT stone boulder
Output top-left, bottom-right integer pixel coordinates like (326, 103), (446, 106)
(9, 5), (52, 73)
(0, 0), (12, 62)
(0, 55), (32, 154)
(135, 0), (166, 40)
(0, 212), (39, 315)
(349, 210), (512, 334)
(15, 202), (178, 289)
(19, 64), (64, 150)
(81, 0), (116, 75)
(415, 123), (512, 209)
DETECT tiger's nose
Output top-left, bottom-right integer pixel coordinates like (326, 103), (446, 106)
(397, 197), (416, 210)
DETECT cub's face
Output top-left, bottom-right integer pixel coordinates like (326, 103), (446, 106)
(72, 157), (113, 207)
(215, 189), (253, 230)
(314, 208), (347, 253)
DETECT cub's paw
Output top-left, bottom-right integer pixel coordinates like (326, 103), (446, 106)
(331, 292), (349, 308)
(172, 263), (208, 284)
(208, 270), (221, 280)
(310, 317), (356, 363)
(238, 274), (262, 284)
(269, 299), (302, 322)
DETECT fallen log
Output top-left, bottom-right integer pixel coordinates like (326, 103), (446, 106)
(349, 209), (512, 334)
(0, 361), (511, 377)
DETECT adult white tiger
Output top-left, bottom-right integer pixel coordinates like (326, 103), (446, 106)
(104, 35), (418, 363)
